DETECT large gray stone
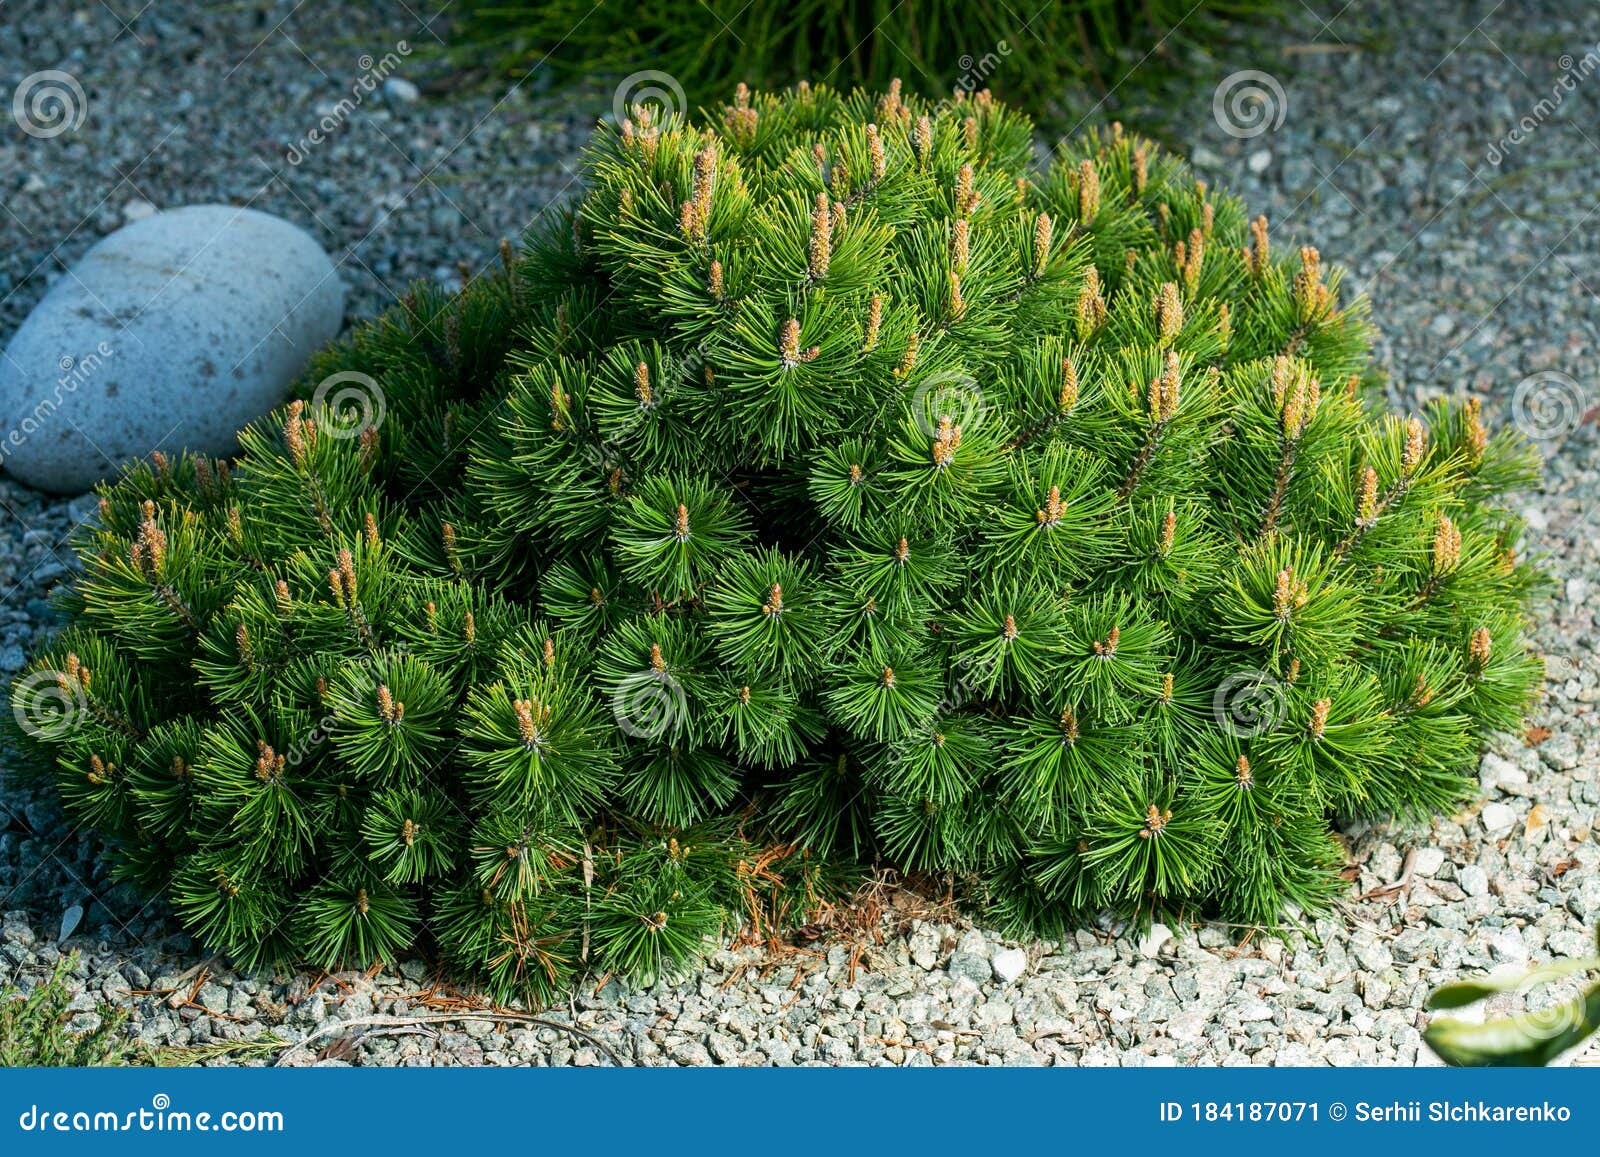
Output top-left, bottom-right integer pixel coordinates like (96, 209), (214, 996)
(0, 205), (344, 493)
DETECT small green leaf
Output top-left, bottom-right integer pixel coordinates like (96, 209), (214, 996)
(1426, 957), (1600, 1010)
(1424, 982), (1600, 1067)
(1426, 982), (1504, 1011)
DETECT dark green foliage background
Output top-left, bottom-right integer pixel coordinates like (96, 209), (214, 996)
(11, 84), (1544, 1004)
(441, 0), (1284, 112)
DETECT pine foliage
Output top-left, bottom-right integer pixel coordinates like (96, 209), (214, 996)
(10, 83), (1544, 1001)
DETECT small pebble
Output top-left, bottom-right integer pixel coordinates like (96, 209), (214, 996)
(383, 77), (420, 104)
(992, 947), (1028, 985)
(1410, 848), (1447, 877)
(1480, 802), (1517, 839)
(1139, 923), (1175, 959)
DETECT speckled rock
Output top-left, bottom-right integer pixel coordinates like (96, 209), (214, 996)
(0, 205), (343, 493)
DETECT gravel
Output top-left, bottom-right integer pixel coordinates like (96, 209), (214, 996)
(3, 0), (1598, 1066)
(1, 0), (592, 336)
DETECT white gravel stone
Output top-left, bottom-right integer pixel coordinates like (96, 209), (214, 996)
(1480, 753), (1528, 793)
(1411, 848), (1447, 877)
(1235, 998), (1276, 1023)
(1480, 802), (1517, 839)
(383, 76), (420, 104)
(1459, 865), (1491, 897)
(1488, 929), (1529, 964)
(991, 947), (1028, 985)
(1139, 923), (1175, 959)
(909, 924), (940, 970)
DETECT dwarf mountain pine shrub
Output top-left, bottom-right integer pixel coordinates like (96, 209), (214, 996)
(10, 83), (1545, 1002)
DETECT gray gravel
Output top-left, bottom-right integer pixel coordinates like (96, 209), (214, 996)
(4, 0), (1600, 1065)
(1, 0), (590, 334)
